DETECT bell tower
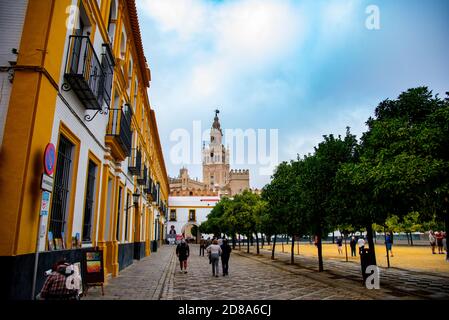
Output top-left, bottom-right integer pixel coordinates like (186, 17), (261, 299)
(202, 110), (230, 190)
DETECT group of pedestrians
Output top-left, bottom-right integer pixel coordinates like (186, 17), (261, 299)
(429, 230), (447, 255)
(347, 236), (367, 257)
(176, 236), (232, 277)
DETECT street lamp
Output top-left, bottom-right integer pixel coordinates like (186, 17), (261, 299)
(132, 189), (140, 207)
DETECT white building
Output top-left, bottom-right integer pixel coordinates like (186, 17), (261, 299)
(167, 196), (220, 241)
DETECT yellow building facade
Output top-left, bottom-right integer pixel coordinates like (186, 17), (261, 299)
(0, 0), (168, 299)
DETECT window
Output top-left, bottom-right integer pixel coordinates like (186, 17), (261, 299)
(108, 0), (117, 43)
(188, 209), (196, 222)
(82, 160), (97, 242)
(169, 209), (177, 222)
(124, 192), (131, 241)
(49, 135), (74, 240)
(116, 186), (123, 241)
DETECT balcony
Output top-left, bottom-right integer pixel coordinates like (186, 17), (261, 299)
(64, 36), (113, 110)
(128, 148), (142, 176)
(144, 177), (154, 199)
(106, 107), (132, 161)
(137, 165), (147, 186)
(98, 43), (115, 107)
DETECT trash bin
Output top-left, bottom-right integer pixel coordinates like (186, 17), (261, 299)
(359, 248), (376, 282)
(151, 240), (158, 253)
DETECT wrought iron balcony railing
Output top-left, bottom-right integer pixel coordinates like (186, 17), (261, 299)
(106, 107), (133, 157)
(137, 165), (147, 186)
(63, 36), (114, 110)
(99, 43), (115, 107)
(128, 148), (142, 176)
(144, 176), (154, 198)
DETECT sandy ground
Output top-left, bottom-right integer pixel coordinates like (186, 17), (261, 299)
(257, 242), (449, 274)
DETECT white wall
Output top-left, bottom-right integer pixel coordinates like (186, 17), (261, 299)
(0, 0), (28, 147)
(167, 196), (219, 237)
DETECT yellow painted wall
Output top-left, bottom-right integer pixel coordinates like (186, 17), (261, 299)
(0, 0), (72, 256)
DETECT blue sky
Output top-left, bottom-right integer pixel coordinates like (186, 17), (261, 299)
(135, 0), (449, 188)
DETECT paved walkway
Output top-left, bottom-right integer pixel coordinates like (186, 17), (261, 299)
(160, 245), (394, 300)
(84, 245), (174, 300)
(83, 244), (449, 300)
(256, 246), (449, 299)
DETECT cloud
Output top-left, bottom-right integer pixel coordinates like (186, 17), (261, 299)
(137, 0), (308, 117)
(139, 0), (209, 40)
(282, 105), (371, 160)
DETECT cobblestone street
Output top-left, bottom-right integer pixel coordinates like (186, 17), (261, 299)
(160, 245), (393, 300)
(83, 244), (449, 300)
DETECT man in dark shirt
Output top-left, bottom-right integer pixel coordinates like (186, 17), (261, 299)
(220, 239), (232, 276)
(176, 239), (190, 273)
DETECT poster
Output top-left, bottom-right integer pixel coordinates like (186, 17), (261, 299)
(83, 249), (104, 285)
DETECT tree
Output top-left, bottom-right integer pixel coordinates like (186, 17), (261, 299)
(262, 162), (292, 260)
(338, 88), (449, 263)
(295, 129), (358, 271)
(401, 212), (422, 245)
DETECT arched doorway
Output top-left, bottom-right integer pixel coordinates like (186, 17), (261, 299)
(181, 223), (199, 243)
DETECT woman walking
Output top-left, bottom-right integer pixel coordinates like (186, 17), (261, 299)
(207, 239), (222, 277)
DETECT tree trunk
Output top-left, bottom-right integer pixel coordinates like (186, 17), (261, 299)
(256, 233), (260, 254)
(406, 232), (410, 245)
(267, 234), (271, 246)
(366, 223), (377, 265)
(291, 234), (295, 264)
(232, 234), (236, 250)
(247, 234), (250, 253)
(332, 231), (335, 244)
(261, 234), (265, 248)
(271, 234), (277, 260)
(410, 232), (414, 246)
(238, 234), (241, 251)
(317, 229), (324, 272)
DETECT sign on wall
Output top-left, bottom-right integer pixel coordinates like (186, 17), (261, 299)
(43, 143), (56, 176)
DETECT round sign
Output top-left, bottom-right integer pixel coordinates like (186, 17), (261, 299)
(44, 143), (56, 176)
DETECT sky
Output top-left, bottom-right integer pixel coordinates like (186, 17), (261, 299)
(135, 0), (449, 189)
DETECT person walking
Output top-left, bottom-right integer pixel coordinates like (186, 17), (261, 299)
(350, 236), (357, 257)
(220, 239), (232, 276)
(357, 236), (365, 255)
(436, 231), (444, 254)
(336, 236), (343, 255)
(176, 238), (190, 273)
(429, 231), (437, 254)
(206, 239), (222, 277)
(199, 236), (205, 256)
(385, 232), (394, 257)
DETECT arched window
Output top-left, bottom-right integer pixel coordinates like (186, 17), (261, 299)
(120, 30), (126, 61)
(108, 0), (118, 43)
